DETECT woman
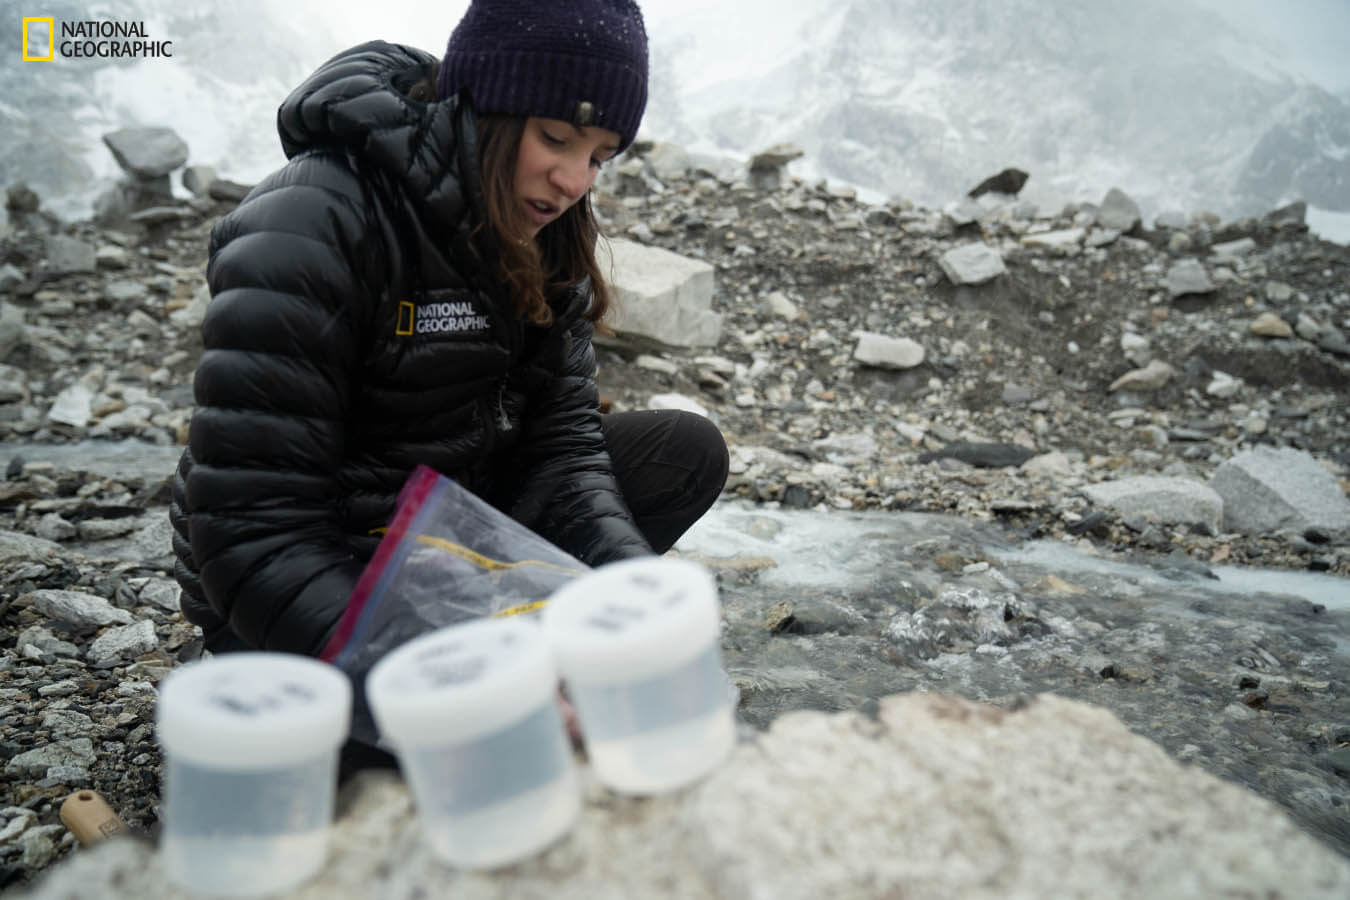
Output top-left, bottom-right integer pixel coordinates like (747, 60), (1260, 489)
(168, 0), (728, 663)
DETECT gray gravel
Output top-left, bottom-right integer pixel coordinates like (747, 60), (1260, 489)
(1, 153), (1348, 889)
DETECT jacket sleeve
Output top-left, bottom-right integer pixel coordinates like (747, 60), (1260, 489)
(183, 157), (374, 655)
(508, 317), (653, 566)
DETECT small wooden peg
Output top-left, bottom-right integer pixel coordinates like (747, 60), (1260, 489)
(59, 790), (130, 846)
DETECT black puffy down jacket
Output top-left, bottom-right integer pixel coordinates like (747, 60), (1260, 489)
(169, 41), (651, 656)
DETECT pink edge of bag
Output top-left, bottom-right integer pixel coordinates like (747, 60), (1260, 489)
(318, 464), (443, 662)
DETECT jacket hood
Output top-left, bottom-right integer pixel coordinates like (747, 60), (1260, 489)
(277, 41), (480, 232)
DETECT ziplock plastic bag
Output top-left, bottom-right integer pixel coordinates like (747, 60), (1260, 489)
(320, 465), (588, 744)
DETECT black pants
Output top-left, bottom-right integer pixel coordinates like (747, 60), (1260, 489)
(598, 409), (729, 553)
(338, 408), (729, 781)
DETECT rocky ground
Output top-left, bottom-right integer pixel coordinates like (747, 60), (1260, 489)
(1, 143), (1348, 890)
(591, 152), (1349, 573)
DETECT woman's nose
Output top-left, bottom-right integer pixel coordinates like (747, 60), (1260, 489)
(550, 155), (593, 200)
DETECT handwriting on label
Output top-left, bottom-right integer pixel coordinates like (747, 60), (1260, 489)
(586, 603), (647, 632)
(424, 656), (488, 687)
(208, 679), (317, 716)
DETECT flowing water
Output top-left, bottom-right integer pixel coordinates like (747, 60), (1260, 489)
(676, 500), (1350, 857)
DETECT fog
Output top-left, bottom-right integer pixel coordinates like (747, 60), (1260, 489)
(313, 0), (1350, 94)
(224, 0), (1350, 226)
(5, 0), (1349, 233)
(280, 0), (1350, 233)
(1190, 0), (1350, 93)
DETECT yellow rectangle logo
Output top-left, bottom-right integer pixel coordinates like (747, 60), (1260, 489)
(396, 301), (415, 336)
(22, 17), (55, 61)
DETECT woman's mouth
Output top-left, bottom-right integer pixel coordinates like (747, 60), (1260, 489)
(525, 199), (558, 226)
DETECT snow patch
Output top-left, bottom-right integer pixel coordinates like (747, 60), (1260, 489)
(1307, 206), (1350, 245)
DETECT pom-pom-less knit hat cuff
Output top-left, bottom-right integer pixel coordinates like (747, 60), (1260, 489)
(439, 50), (647, 150)
(436, 0), (649, 151)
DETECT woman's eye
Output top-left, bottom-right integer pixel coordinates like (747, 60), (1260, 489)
(590, 157), (606, 170)
(541, 130), (564, 146)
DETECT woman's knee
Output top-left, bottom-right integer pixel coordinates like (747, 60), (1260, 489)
(670, 411), (729, 498)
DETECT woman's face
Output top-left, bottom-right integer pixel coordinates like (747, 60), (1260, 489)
(514, 117), (621, 237)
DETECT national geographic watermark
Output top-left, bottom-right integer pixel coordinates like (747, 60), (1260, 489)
(22, 17), (173, 61)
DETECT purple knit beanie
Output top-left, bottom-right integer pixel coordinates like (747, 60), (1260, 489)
(437, 0), (649, 151)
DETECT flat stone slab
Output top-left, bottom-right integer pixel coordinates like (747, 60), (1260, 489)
(86, 620), (158, 665)
(939, 242), (1006, 285)
(24, 589), (134, 629)
(22, 694), (1350, 899)
(1019, 228), (1085, 251)
(0, 530), (64, 562)
(44, 235), (96, 276)
(208, 179), (252, 203)
(749, 143), (804, 169)
(1097, 187), (1140, 232)
(853, 332), (925, 369)
(1209, 447), (1350, 536)
(101, 127), (189, 179)
(128, 207), (191, 226)
(1166, 259), (1215, 297)
(5, 738), (96, 778)
(919, 440), (1036, 468)
(1081, 476), (1224, 533)
(1211, 237), (1257, 258)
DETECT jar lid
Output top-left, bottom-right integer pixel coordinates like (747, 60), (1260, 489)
(156, 652), (352, 769)
(366, 617), (558, 747)
(541, 557), (721, 683)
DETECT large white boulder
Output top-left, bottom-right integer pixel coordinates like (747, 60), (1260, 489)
(598, 238), (721, 348)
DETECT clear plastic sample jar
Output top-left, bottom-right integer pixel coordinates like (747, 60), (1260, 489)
(542, 557), (736, 794)
(155, 652), (352, 897)
(365, 617), (579, 869)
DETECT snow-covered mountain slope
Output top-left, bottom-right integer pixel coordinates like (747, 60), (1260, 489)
(3, 0), (1346, 223)
(2, 0), (324, 219)
(643, 0), (1350, 219)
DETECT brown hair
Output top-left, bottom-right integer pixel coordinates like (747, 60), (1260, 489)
(408, 66), (611, 327)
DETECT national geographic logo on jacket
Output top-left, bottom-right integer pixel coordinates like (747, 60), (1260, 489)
(396, 290), (492, 340)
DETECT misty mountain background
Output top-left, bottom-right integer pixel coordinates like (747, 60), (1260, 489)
(3, 0), (1349, 235)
